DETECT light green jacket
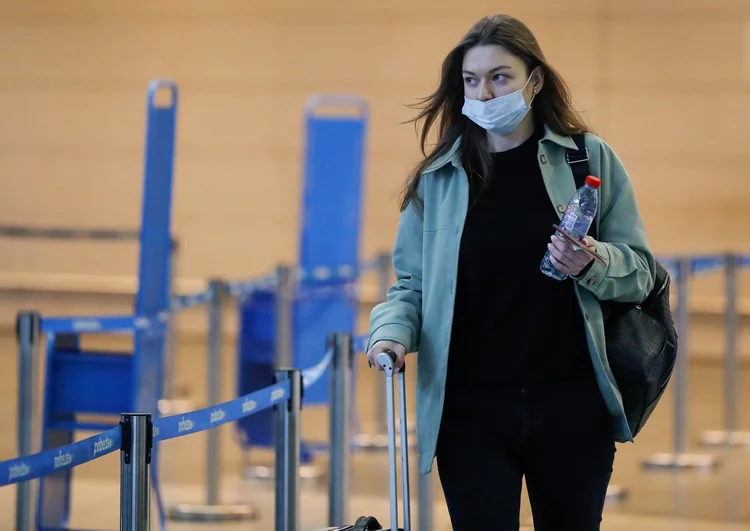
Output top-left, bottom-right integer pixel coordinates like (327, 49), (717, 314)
(366, 125), (656, 476)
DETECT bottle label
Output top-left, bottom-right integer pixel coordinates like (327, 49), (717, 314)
(559, 206), (594, 240)
(559, 209), (578, 233)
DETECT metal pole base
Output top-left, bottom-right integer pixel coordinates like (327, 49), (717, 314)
(243, 463), (324, 482)
(352, 420), (417, 451)
(642, 452), (719, 470)
(351, 432), (418, 451)
(604, 484), (628, 504)
(351, 432), (390, 450)
(700, 430), (750, 447)
(167, 503), (258, 522)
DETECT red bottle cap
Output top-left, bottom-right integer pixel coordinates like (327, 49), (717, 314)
(585, 175), (601, 188)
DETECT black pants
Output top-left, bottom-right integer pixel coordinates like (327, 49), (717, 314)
(435, 381), (616, 531)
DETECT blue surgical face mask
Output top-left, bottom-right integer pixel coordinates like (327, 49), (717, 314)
(461, 72), (537, 136)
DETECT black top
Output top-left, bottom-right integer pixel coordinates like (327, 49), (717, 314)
(445, 127), (595, 395)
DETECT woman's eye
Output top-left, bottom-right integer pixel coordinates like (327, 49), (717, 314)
(463, 77), (478, 86)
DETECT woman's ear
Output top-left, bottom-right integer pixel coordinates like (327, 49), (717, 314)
(532, 67), (544, 95)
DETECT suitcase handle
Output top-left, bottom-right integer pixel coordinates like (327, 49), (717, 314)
(376, 349), (404, 374)
(376, 351), (411, 531)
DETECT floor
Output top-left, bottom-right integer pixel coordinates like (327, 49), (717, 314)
(1, 330), (750, 531)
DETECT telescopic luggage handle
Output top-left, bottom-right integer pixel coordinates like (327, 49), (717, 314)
(376, 350), (411, 531)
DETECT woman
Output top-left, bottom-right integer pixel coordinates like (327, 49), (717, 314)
(365, 14), (655, 531)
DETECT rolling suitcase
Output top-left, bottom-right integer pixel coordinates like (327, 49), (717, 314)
(315, 350), (411, 531)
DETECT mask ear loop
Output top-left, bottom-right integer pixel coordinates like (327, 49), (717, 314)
(525, 69), (540, 107)
(528, 89), (537, 107)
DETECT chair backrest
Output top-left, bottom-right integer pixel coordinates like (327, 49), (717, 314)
(133, 80), (179, 413)
(294, 95), (369, 404)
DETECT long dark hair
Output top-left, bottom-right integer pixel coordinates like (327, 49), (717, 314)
(400, 14), (592, 212)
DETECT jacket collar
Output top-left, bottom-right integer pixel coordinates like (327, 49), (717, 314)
(422, 124), (580, 174)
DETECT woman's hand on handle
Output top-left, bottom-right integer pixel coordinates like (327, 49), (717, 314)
(366, 340), (406, 372)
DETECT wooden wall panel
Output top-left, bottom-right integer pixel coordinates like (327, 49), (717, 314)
(602, 14), (750, 258)
(605, 20), (746, 90)
(0, 0), (748, 362)
(0, 147), (141, 227)
(607, 93), (750, 158)
(0, 0), (601, 21)
(609, 0), (750, 16)
(616, 158), (749, 254)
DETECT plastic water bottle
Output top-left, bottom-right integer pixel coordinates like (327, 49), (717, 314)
(540, 175), (601, 280)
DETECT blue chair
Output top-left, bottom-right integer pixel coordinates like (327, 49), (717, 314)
(235, 95), (369, 468)
(36, 80), (179, 530)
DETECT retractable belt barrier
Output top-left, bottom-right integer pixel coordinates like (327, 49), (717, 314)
(9, 256), (380, 531)
(8, 307), (328, 531)
(2, 364), (316, 488)
(2, 426), (123, 488)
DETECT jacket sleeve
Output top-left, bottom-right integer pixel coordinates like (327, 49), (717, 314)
(574, 139), (656, 304)
(366, 194), (424, 354)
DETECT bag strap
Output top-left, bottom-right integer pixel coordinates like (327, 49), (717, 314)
(566, 133), (598, 241)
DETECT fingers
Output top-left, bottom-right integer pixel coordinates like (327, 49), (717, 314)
(548, 248), (575, 273)
(391, 342), (406, 358)
(393, 349), (406, 370)
(366, 341), (406, 372)
(548, 235), (592, 276)
(366, 347), (383, 371)
(581, 236), (599, 253)
(548, 236), (578, 269)
(388, 342), (407, 371)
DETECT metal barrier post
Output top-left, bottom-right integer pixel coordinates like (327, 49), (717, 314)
(700, 253), (750, 446)
(643, 257), (719, 470)
(246, 265), (322, 481)
(328, 333), (353, 526)
(168, 280), (257, 521)
(275, 368), (302, 531)
(119, 413), (153, 531)
(276, 265), (294, 369)
(15, 311), (40, 531)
